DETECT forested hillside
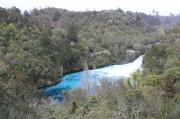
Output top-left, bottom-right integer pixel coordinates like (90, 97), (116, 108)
(0, 7), (161, 88)
(30, 7), (162, 70)
(0, 6), (179, 118)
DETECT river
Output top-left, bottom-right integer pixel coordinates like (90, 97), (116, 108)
(44, 55), (144, 100)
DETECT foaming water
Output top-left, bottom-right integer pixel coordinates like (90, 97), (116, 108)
(44, 55), (144, 100)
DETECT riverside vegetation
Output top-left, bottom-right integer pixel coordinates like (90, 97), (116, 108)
(0, 6), (180, 118)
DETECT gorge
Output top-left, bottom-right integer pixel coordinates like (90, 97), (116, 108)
(44, 55), (144, 100)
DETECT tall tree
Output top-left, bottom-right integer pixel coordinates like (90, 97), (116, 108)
(67, 22), (78, 42)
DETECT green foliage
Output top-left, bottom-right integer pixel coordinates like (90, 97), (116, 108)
(30, 7), (163, 70)
(81, 96), (99, 111)
(124, 70), (143, 90)
(124, 77), (132, 90)
(143, 45), (168, 74)
(67, 22), (79, 42)
(0, 9), (64, 88)
(0, 72), (40, 118)
(145, 75), (161, 87)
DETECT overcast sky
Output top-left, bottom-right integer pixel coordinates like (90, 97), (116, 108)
(1, 0), (180, 16)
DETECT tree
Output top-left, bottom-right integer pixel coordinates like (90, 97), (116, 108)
(124, 70), (143, 90)
(52, 10), (61, 21)
(152, 9), (155, 15)
(156, 11), (159, 17)
(0, 23), (16, 54)
(10, 6), (21, 14)
(0, 7), (8, 22)
(1, 72), (39, 118)
(67, 22), (78, 42)
(39, 30), (51, 52)
(23, 10), (29, 17)
(31, 8), (40, 16)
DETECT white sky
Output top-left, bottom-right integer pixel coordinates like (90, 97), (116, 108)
(1, 0), (180, 16)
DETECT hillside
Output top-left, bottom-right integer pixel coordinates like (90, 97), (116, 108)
(30, 7), (161, 70)
(0, 7), (162, 88)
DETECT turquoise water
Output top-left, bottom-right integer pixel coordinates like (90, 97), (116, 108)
(44, 55), (144, 100)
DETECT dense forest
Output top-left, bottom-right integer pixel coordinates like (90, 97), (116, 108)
(0, 6), (180, 118)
